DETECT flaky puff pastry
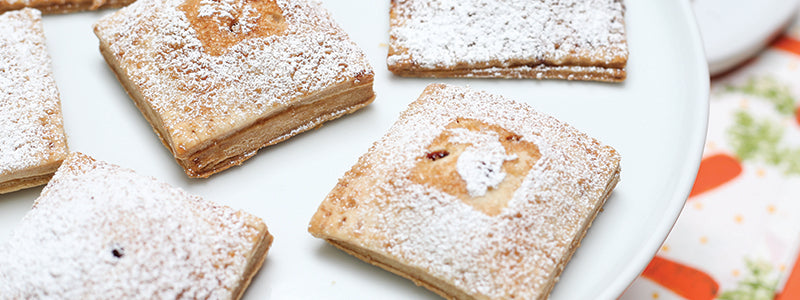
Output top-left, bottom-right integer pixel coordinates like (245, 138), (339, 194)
(0, 8), (68, 194)
(0, 0), (133, 14)
(0, 152), (273, 299)
(388, 0), (628, 82)
(94, 0), (375, 177)
(310, 84), (621, 299)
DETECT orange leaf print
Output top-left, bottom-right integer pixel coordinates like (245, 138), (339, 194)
(776, 249), (800, 300)
(773, 35), (800, 56)
(795, 106), (799, 127)
(689, 153), (743, 198)
(642, 256), (719, 300)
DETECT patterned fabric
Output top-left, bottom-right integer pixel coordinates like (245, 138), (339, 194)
(620, 21), (800, 300)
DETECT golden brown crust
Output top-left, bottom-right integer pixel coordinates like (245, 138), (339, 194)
(387, 0), (628, 82)
(96, 36), (177, 170)
(232, 219), (273, 300)
(309, 84), (622, 299)
(0, 0), (133, 14)
(98, 37), (375, 178)
(325, 239), (477, 300)
(175, 81), (375, 178)
(1, 152), (274, 298)
(178, 0), (286, 56)
(389, 64), (627, 82)
(0, 173), (53, 194)
(0, 8), (68, 193)
(93, 0), (376, 178)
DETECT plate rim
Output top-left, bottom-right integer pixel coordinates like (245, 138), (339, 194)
(600, 0), (710, 298)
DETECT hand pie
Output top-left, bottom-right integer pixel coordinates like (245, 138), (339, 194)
(309, 84), (621, 299)
(94, 0), (376, 177)
(0, 152), (273, 299)
(0, 8), (68, 194)
(388, 0), (628, 82)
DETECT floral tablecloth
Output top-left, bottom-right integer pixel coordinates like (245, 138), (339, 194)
(620, 18), (800, 300)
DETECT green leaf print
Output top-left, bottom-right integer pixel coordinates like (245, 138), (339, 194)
(726, 76), (796, 116)
(728, 110), (800, 176)
(726, 75), (800, 176)
(717, 259), (778, 300)
(728, 111), (784, 162)
(778, 148), (800, 175)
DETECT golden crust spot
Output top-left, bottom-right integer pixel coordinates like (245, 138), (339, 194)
(180, 0), (287, 56)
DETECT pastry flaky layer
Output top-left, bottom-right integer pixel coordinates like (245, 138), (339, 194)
(0, 8), (68, 194)
(93, 0), (375, 178)
(0, 152), (273, 299)
(309, 84), (621, 299)
(388, 0), (628, 82)
(0, 0), (133, 14)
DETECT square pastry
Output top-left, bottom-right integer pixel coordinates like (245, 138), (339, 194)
(309, 84), (621, 299)
(0, 8), (68, 194)
(0, 152), (273, 299)
(388, 0), (628, 82)
(0, 0), (133, 14)
(93, 0), (375, 178)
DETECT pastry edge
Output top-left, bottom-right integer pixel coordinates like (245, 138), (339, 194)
(95, 28), (376, 178)
(0, 156), (64, 194)
(0, 0), (133, 14)
(388, 63), (626, 82)
(0, 172), (54, 194)
(312, 164), (620, 300)
(232, 220), (274, 300)
(324, 239), (476, 300)
(176, 84), (375, 178)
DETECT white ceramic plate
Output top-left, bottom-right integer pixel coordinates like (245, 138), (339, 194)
(0, 0), (708, 299)
(693, 0), (800, 75)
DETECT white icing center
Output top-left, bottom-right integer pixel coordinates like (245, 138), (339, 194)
(447, 128), (517, 197)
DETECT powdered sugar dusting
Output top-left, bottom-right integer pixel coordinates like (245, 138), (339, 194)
(94, 0), (373, 151)
(315, 84), (620, 299)
(447, 127), (517, 197)
(196, 0), (259, 34)
(389, 0), (627, 70)
(0, 153), (265, 298)
(0, 0), (31, 8)
(0, 8), (67, 180)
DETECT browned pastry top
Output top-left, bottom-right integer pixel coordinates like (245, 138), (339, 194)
(310, 84), (621, 299)
(179, 0), (287, 56)
(94, 0), (373, 156)
(0, 153), (270, 298)
(388, 0), (628, 81)
(0, 8), (68, 183)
